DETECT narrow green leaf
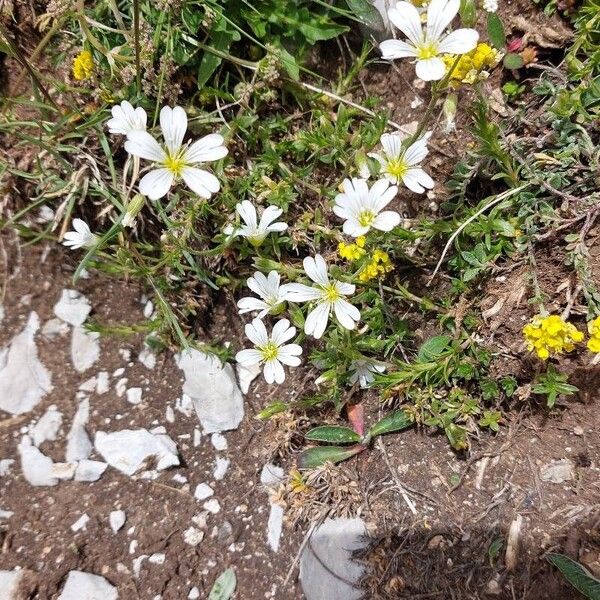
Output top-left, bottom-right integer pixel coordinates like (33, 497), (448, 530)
(417, 335), (451, 362)
(503, 53), (524, 70)
(547, 554), (600, 599)
(298, 445), (365, 469)
(487, 13), (506, 50)
(305, 426), (361, 444)
(344, 0), (384, 30)
(208, 567), (237, 600)
(256, 402), (288, 420)
(369, 410), (413, 438)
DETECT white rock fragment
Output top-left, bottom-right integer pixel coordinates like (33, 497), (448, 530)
(211, 433), (227, 451)
(165, 406), (175, 423)
(18, 435), (58, 486)
(194, 483), (214, 501)
(31, 406), (62, 446)
(58, 570), (117, 600)
(138, 347), (156, 370)
(193, 428), (202, 447)
(126, 388), (143, 405)
(0, 570), (23, 599)
(143, 300), (154, 319)
(203, 499), (220, 514)
(113, 367), (125, 377)
(267, 503), (284, 552)
(109, 510), (126, 533)
(0, 509), (14, 519)
(540, 459), (575, 484)
(177, 349), (244, 434)
(129, 540), (138, 554)
(66, 399), (92, 462)
(175, 394), (194, 417)
(71, 326), (100, 372)
(188, 587), (200, 600)
(213, 457), (230, 481)
(148, 553), (165, 565)
(53, 290), (91, 326)
(94, 429), (179, 476)
(260, 463), (285, 487)
(115, 378), (128, 397)
(173, 474), (187, 484)
(75, 460), (108, 482)
(51, 462), (77, 480)
(78, 377), (97, 392)
(0, 459), (15, 476)
(183, 526), (204, 546)
(96, 371), (110, 395)
(0, 312), (53, 415)
(236, 361), (261, 394)
(132, 555), (147, 578)
(71, 513), (89, 532)
(41, 317), (70, 338)
(149, 426), (167, 435)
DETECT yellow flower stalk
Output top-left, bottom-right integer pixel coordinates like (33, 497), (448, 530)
(587, 316), (600, 353)
(522, 314), (584, 360)
(72, 50), (94, 81)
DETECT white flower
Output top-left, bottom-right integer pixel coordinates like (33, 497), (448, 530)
(286, 255), (360, 339)
(106, 101), (147, 135)
(369, 133), (434, 193)
(349, 359), (386, 388)
(237, 271), (292, 318)
(224, 200), (287, 247)
(236, 318), (302, 384)
(125, 106), (228, 200)
(333, 178), (400, 237)
(62, 218), (97, 249)
(482, 0), (498, 11)
(379, 0), (479, 81)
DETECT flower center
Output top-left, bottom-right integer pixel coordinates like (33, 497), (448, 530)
(386, 158), (408, 180)
(417, 42), (439, 60)
(259, 341), (279, 361)
(322, 283), (341, 303)
(358, 209), (376, 228)
(163, 151), (187, 176)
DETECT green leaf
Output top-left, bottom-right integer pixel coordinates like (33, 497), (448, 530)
(305, 426), (361, 444)
(345, 0), (385, 30)
(298, 445), (365, 469)
(208, 567), (237, 600)
(276, 45), (300, 81)
(503, 53), (524, 70)
(198, 29), (236, 90)
(369, 410), (413, 438)
(417, 335), (452, 362)
(547, 554), (600, 599)
(487, 13), (506, 50)
(256, 402), (287, 420)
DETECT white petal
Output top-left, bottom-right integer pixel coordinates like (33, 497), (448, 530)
(139, 168), (174, 200)
(402, 168), (434, 193)
(259, 205), (284, 229)
(160, 105), (187, 155)
(438, 29), (479, 54)
(245, 318), (269, 347)
(303, 255), (329, 286)
(333, 204), (352, 221)
(333, 300), (360, 330)
(426, 0), (460, 41)
(236, 349), (263, 366)
(236, 201), (258, 229)
(284, 284), (322, 303)
(304, 302), (330, 340)
(237, 297), (269, 314)
(369, 178), (397, 211)
(181, 167), (220, 199)
(125, 131), (166, 162)
(247, 272), (270, 298)
(373, 211), (401, 231)
(380, 133), (403, 159)
(184, 133), (228, 164)
(403, 138), (429, 167)
(72, 218), (91, 235)
(264, 359), (285, 384)
(415, 57), (446, 81)
(265, 222), (288, 233)
(277, 344), (303, 366)
(388, 2), (424, 46)
(379, 38), (418, 60)
(271, 319), (295, 346)
(335, 281), (355, 296)
(343, 219), (369, 237)
(266, 270), (281, 290)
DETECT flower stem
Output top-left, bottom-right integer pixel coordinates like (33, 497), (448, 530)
(133, 0), (141, 96)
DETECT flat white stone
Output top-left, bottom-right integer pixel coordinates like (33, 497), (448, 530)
(267, 503), (284, 552)
(0, 312), (53, 415)
(194, 483), (214, 501)
(0, 459), (14, 476)
(177, 349), (244, 434)
(540, 459), (575, 484)
(71, 513), (89, 532)
(172, 474), (187, 484)
(193, 428), (201, 447)
(41, 317), (69, 338)
(71, 326), (100, 373)
(299, 518), (367, 600)
(0, 509), (14, 519)
(203, 499), (220, 514)
(96, 371), (110, 395)
(188, 587), (200, 600)
(148, 553), (165, 565)
(260, 463), (285, 487)
(126, 388), (143, 405)
(51, 462), (76, 480)
(75, 460), (108, 482)
(115, 378), (128, 397)
(213, 457), (230, 481)
(175, 394), (194, 417)
(236, 362), (261, 394)
(138, 347), (156, 370)
(18, 435), (58, 486)
(183, 526), (204, 547)
(109, 510), (126, 533)
(211, 433), (227, 451)
(165, 406), (175, 423)
(53, 289), (91, 326)
(79, 377), (97, 392)
(132, 555), (147, 578)
(66, 399), (92, 462)
(94, 429), (179, 476)
(31, 406), (62, 446)
(0, 570), (23, 599)
(58, 570), (117, 600)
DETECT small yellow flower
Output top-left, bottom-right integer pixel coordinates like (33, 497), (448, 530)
(358, 249), (394, 282)
(587, 316), (600, 353)
(338, 236), (366, 261)
(444, 43), (502, 86)
(72, 50), (94, 81)
(523, 314), (584, 360)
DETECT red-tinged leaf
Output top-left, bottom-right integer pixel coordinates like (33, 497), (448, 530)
(304, 426), (361, 444)
(298, 445), (365, 469)
(347, 403), (365, 436)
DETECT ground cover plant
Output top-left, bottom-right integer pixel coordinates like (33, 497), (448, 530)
(1, 0), (600, 596)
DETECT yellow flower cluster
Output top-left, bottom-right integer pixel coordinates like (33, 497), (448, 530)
(72, 50), (94, 81)
(587, 316), (600, 353)
(358, 250), (394, 283)
(523, 315), (584, 360)
(338, 236), (366, 261)
(444, 43), (502, 85)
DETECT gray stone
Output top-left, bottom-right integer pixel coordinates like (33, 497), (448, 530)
(94, 429), (179, 476)
(0, 459), (15, 476)
(66, 399), (92, 462)
(71, 326), (100, 373)
(31, 406), (62, 446)
(18, 435), (58, 486)
(267, 503), (284, 552)
(109, 510), (126, 533)
(236, 362), (261, 394)
(53, 289), (91, 326)
(299, 518), (367, 600)
(213, 457), (230, 481)
(194, 483), (214, 501)
(0, 312), (53, 415)
(177, 350), (244, 434)
(58, 571), (117, 600)
(260, 463), (284, 487)
(74, 460), (108, 482)
(540, 459), (575, 484)
(41, 318), (69, 338)
(0, 569), (23, 600)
